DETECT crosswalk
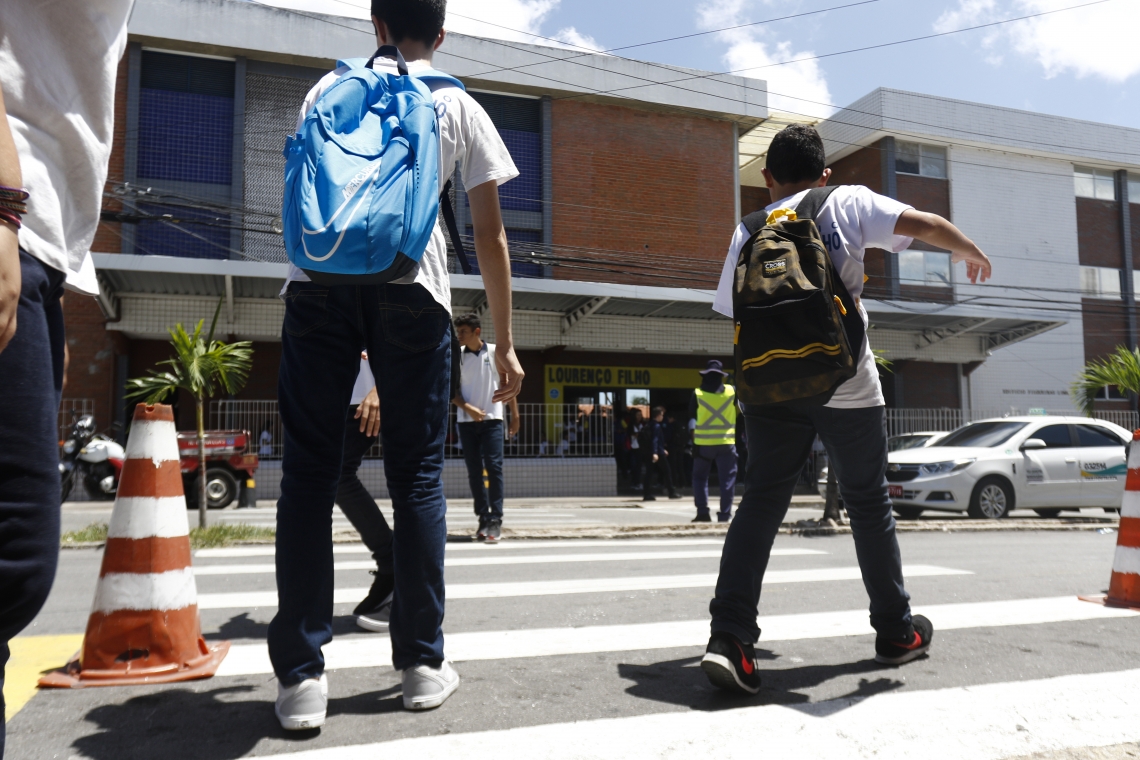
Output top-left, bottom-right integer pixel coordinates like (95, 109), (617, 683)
(179, 534), (1140, 758)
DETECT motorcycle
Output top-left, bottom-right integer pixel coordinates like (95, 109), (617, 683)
(60, 414), (126, 502)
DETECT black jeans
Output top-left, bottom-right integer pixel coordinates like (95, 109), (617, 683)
(457, 420), (504, 520)
(643, 455), (674, 499)
(0, 252), (65, 755)
(270, 281), (451, 683)
(710, 402), (912, 644)
(335, 407), (393, 574)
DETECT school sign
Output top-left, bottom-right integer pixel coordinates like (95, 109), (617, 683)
(544, 364), (705, 403)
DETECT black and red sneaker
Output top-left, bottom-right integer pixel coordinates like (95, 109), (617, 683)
(701, 632), (762, 695)
(875, 614), (933, 665)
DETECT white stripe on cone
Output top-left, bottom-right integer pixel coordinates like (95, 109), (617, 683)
(92, 568), (198, 614)
(1113, 545), (1140, 576)
(123, 419), (181, 462)
(108, 497), (190, 539)
(1122, 490), (1140, 519)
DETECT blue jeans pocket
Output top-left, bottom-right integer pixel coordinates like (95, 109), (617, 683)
(282, 281), (330, 338)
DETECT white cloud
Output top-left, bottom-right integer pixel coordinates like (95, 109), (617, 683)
(935, 0), (1140, 82)
(696, 0), (834, 118)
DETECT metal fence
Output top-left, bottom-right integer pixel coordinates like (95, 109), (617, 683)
(885, 408), (1140, 437)
(58, 398), (95, 441)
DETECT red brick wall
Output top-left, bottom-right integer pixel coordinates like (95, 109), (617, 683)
(895, 360), (959, 409)
(63, 297), (121, 430)
(828, 144), (881, 193)
(1077, 197), (1123, 268)
(740, 186), (770, 218)
(896, 174), (950, 220)
(1082, 299), (1130, 363)
(1131, 203), (1140, 259)
(551, 100), (736, 289)
(91, 52), (129, 254)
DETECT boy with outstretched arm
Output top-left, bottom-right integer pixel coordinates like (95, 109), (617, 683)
(700, 125), (991, 694)
(270, 0), (523, 730)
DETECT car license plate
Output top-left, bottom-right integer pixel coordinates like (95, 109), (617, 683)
(888, 484), (904, 499)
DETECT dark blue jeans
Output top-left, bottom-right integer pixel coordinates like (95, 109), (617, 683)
(692, 444), (737, 518)
(710, 402), (912, 644)
(457, 420), (504, 520)
(336, 407), (393, 574)
(270, 281), (451, 684)
(0, 252), (65, 755)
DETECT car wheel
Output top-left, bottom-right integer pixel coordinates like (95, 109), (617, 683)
(187, 468), (239, 509)
(1033, 509), (1061, 518)
(894, 507), (924, 520)
(968, 476), (1014, 519)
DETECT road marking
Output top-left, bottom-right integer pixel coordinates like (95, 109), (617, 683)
(214, 595), (1137, 677)
(194, 537), (738, 558)
(3, 634), (84, 721)
(258, 667), (1140, 760)
(191, 549), (823, 575)
(195, 565), (969, 610)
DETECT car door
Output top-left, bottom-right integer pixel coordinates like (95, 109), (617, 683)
(1075, 423), (1128, 508)
(1021, 424), (1081, 507)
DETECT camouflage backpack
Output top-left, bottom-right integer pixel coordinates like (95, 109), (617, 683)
(732, 186), (864, 406)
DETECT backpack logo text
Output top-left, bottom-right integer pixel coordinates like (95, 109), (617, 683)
(763, 260), (788, 277)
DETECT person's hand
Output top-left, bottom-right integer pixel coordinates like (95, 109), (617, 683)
(508, 415), (520, 438)
(953, 247), (992, 284)
(0, 224), (19, 355)
(492, 343), (524, 403)
(652, 454), (659, 463)
(468, 407), (486, 423)
(355, 387), (381, 437)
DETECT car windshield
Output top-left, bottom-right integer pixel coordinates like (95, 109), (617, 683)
(889, 435), (932, 452)
(937, 421), (1028, 448)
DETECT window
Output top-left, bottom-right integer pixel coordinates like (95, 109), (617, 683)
(1033, 424), (1074, 448)
(1095, 385), (1129, 401)
(1130, 174), (1140, 204)
(1080, 266), (1123, 299)
(938, 421), (1026, 448)
(899, 249), (951, 287)
(1076, 424), (1126, 447)
(896, 142), (947, 179)
(1074, 166), (1116, 201)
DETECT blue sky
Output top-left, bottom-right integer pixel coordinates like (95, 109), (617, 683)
(263, 0), (1139, 128)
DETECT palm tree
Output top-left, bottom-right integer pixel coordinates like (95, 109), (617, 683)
(126, 301), (252, 528)
(1072, 345), (1140, 417)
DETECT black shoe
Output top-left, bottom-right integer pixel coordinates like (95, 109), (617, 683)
(717, 512), (732, 523)
(701, 632), (761, 694)
(668, 492), (682, 500)
(643, 494), (657, 502)
(353, 570), (394, 617)
(475, 518), (488, 542)
(484, 520), (502, 544)
(691, 513), (712, 523)
(875, 614), (933, 665)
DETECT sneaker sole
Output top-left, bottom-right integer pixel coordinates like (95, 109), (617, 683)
(275, 708), (326, 730)
(874, 642), (931, 666)
(700, 653), (760, 695)
(355, 614), (390, 633)
(402, 675), (460, 711)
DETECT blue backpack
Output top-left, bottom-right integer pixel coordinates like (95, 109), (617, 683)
(282, 46), (471, 284)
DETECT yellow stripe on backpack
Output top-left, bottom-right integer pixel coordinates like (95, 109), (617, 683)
(741, 342), (842, 370)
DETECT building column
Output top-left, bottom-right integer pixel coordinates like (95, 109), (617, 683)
(541, 95), (553, 279)
(121, 42), (142, 255)
(230, 56), (247, 260)
(879, 136), (900, 300)
(1118, 170), (1136, 351)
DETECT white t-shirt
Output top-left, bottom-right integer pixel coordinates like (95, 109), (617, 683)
(350, 354), (375, 406)
(282, 58), (520, 312)
(457, 341), (504, 422)
(712, 185), (914, 409)
(0, 0), (134, 294)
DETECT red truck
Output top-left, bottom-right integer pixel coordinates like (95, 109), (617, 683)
(177, 430), (259, 509)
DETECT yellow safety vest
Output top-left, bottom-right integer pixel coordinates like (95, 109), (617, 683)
(694, 385), (737, 446)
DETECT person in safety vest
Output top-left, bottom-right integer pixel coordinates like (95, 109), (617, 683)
(689, 359), (738, 523)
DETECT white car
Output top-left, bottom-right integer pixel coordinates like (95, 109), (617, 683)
(888, 431), (948, 452)
(887, 416), (1131, 519)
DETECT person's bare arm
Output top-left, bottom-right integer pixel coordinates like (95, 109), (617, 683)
(894, 209), (992, 284)
(507, 397), (520, 437)
(452, 393), (485, 423)
(0, 83), (22, 355)
(466, 181), (524, 402)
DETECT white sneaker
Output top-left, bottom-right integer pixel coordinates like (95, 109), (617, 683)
(402, 660), (460, 710)
(275, 673), (328, 730)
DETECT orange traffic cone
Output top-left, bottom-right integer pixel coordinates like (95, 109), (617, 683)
(1080, 429), (1140, 611)
(40, 404), (229, 687)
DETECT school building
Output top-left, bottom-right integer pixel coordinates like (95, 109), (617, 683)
(64, 0), (1140, 473)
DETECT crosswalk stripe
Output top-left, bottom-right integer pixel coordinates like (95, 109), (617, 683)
(256, 667), (1140, 760)
(213, 595), (1138, 677)
(191, 549), (822, 576)
(195, 564), (971, 610)
(194, 538), (737, 559)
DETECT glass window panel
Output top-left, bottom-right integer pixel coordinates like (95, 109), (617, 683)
(1129, 174), (1140, 203)
(1077, 424), (1126, 447)
(939, 421), (1026, 448)
(1095, 170), (1117, 201)
(925, 251), (951, 286)
(1034, 424), (1074, 448)
(1074, 167), (1096, 198)
(919, 146), (947, 178)
(898, 250), (924, 284)
(1102, 267), (1122, 297)
(1081, 266), (1101, 296)
(896, 141), (920, 175)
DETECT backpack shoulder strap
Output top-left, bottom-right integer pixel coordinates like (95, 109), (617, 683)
(440, 178), (473, 275)
(336, 58), (367, 71)
(412, 69), (466, 91)
(741, 211), (768, 237)
(795, 185), (839, 223)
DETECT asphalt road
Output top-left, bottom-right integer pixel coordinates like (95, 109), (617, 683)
(6, 529), (1139, 759)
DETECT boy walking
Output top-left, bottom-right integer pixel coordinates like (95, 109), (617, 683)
(453, 313), (520, 543)
(700, 125), (991, 694)
(271, 0), (523, 729)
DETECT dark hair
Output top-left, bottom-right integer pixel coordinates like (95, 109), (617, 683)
(371, 0), (446, 46)
(652, 406), (666, 417)
(454, 313), (481, 331)
(765, 124), (826, 185)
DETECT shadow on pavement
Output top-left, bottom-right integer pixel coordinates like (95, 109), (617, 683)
(71, 684), (403, 760)
(618, 654), (905, 715)
(204, 613), (362, 641)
